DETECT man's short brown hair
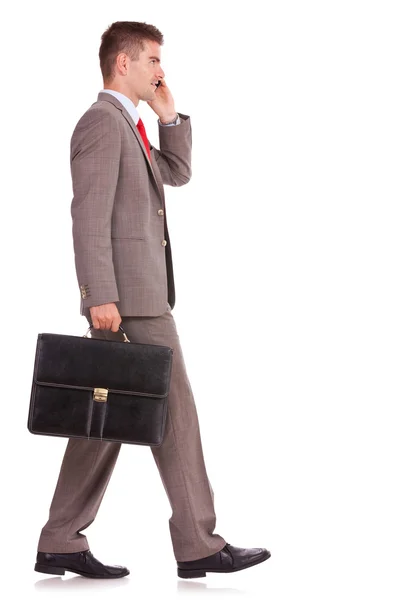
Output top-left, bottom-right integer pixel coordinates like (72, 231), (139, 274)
(99, 21), (164, 83)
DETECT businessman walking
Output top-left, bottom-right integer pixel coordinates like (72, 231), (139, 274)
(34, 21), (270, 579)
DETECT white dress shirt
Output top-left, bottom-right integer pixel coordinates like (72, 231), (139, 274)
(100, 88), (181, 127)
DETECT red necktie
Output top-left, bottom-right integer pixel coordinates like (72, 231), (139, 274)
(136, 118), (151, 161)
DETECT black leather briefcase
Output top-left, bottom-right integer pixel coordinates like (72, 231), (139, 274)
(27, 326), (173, 446)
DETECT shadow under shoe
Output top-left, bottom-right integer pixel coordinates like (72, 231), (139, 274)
(177, 543), (271, 579)
(35, 550), (129, 579)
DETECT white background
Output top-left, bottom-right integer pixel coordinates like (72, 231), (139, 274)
(1, 0), (399, 598)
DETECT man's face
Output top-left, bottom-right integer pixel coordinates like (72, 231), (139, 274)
(126, 40), (165, 104)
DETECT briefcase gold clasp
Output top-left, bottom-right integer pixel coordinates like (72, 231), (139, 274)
(93, 388), (108, 402)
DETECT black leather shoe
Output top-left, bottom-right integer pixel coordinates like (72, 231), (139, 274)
(34, 550), (129, 578)
(177, 543), (271, 578)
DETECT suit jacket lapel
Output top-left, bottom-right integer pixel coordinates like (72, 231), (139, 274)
(96, 92), (164, 201)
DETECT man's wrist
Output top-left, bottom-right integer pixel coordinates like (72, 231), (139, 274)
(159, 112), (179, 125)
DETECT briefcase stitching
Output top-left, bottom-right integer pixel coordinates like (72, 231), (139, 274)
(33, 379), (170, 399)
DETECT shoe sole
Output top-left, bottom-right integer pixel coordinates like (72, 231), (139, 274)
(177, 550), (271, 579)
(34, 563), (130, 578)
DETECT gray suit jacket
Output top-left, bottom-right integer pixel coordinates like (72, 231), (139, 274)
(70, 92), (192, 317)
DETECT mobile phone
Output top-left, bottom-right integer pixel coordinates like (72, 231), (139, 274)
(155, 81), (161, 88)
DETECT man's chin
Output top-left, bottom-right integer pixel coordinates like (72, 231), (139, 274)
(141, 92), (155, 103)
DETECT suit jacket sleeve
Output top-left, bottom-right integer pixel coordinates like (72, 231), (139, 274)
(151, 113), (192, 186)
(70, 107), (121, 309)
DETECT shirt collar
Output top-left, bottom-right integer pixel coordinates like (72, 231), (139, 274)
(100, 89), (140, 125)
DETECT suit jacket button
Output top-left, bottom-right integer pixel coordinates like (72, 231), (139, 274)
(161, 239), (167, 246)
(158, 209), (164, 216)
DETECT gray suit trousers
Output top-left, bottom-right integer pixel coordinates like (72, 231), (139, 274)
(37, 304), (226, 562)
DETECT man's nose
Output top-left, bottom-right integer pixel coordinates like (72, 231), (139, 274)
(158, 67), (165, 79)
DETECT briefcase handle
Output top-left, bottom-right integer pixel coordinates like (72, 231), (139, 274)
(83, 324), (131, 343)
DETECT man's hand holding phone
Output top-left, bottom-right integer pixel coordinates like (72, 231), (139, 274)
(147, 78), (177, 123)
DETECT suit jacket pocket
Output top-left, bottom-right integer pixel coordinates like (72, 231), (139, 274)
(111, 235), (145, 240)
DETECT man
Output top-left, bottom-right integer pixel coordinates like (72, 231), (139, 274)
(34, 21), (271, 579)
